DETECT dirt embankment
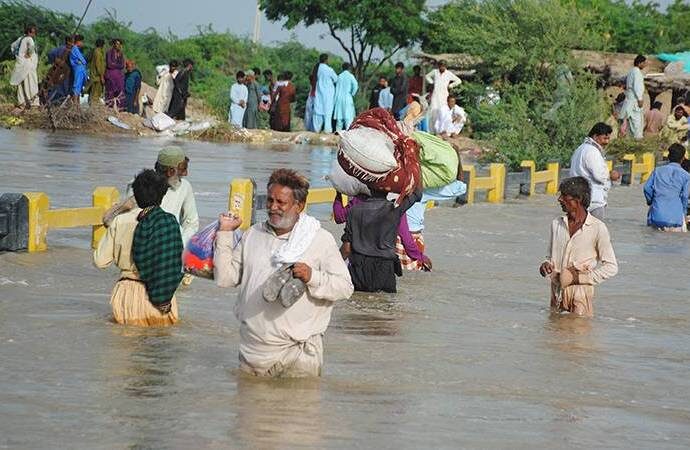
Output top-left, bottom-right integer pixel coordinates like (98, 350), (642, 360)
(0, 80), (485, 162)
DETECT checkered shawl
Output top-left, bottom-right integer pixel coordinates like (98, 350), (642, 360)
(133, 206), (183, 307)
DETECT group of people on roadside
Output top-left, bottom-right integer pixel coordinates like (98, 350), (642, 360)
(9, 25), (194, 119)
(228, 68), (296, 131)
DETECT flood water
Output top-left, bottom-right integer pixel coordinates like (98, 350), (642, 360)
(1, 129), (690, 449)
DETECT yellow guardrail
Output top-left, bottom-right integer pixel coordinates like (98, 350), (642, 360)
(622, 153), (655, 183)
(23, 187), (119, 252)
(520, 161), (559, 196)
(464, 163), (506, 204)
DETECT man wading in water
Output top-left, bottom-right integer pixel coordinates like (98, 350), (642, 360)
(214, 169), (353, 377)
(539, 177), (618, 317)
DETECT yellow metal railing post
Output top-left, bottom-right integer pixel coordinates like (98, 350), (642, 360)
(545, 162), (559, 195)
(487, 163), (505, 203)
(305, 187), (338, 212)
(229, 178), (254, 231)
(520, 160), (536, 196)
(606, 160), (613, 172)
(92, 187), (119, 248)
(23, 192), (49, 252)
(465, 165), (476, 205)
(641, 153), (655, 182)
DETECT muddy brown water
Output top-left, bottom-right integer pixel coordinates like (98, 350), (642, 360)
(1, 129), (690, 449)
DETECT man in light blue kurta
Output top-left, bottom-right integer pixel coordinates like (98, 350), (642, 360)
(313, 53), (338, 133)
(333, 63), (358, 131)
(621, 55), (647, 139)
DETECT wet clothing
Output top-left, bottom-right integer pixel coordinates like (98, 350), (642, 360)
(214, 221), (353, 377)
(389, 73), (408, 118)
(168, 67), (191, 120)
(396, 231), (426, 271)
(105, 47), (125, 109)
(545, 213), (618, 317)
(333, 195), (425, 264)
(88, 47), (106, 103)
(569, 137), (611, 212)
(69, 45), (87, 96)
(126, 177), (199, 246)
(132, 206), (184, 310)
(643, 162), (690, 229)
(342, 191), (421, 292)
(94, 209), (179, 326)
(124, 69), (142, 114)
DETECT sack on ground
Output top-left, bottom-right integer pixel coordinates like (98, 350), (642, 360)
(412, 131), (459, 188)
(326, 159), (371, 197)
(150, 112), (176, 131)
(337, 126), (397, 180)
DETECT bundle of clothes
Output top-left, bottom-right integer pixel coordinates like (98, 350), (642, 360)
(330, 107), (462, 293)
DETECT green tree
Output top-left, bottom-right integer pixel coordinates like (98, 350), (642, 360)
(424, 0), (602, 83)
(259, 0), (426, 84)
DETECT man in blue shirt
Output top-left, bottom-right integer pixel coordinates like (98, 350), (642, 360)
(643, 143), (690, 232)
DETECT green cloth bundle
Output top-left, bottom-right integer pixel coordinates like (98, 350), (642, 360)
(412, 131), (459, 188)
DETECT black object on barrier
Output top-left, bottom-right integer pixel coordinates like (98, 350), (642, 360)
(0, 193), (29, 252)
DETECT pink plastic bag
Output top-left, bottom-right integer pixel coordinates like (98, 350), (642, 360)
(182, 221), (242, 279)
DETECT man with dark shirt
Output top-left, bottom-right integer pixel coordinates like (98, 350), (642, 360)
(340, 188), (422, 293)
(168, 59), (193, 120)
(390, 62), (408, 119)
(408, 65), (423, 96)
(368, 75), (386, 110)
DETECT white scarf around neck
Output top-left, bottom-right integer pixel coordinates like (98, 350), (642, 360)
(271, 213), (321, 266)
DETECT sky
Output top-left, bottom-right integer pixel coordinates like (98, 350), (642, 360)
(33, 0), (448, 56)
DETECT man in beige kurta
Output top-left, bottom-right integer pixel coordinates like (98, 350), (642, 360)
(540, 177), (618, 317)
(214, 169), (353, 377)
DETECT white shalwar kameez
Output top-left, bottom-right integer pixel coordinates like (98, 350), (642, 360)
(435, 104), (467, 135)
(10, 36), (38, 106)
(425, 68), (461, 133)
(229, 82), (248, 127)
(621, 66), (645, 139)
(153, 65), (174, 114)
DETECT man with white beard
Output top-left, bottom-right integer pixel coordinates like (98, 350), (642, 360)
(214, 169), (353, 377)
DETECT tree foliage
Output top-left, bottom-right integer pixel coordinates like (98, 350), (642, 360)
(259, 0), (426, 83)
(424, 0), (602, 83)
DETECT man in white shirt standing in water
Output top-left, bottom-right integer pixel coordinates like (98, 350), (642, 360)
(105, 147), (199, 284)
(569, 123), (620, 221)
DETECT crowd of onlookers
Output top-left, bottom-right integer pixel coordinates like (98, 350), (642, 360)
(9, 25), (195, 119)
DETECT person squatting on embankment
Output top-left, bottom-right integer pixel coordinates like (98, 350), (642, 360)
(540, 177), (618, 317)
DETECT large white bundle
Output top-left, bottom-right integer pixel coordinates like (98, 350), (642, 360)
(150, 112), (176, 131)
(338, 127), (396, 176)
(326, 160), (371, 197)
